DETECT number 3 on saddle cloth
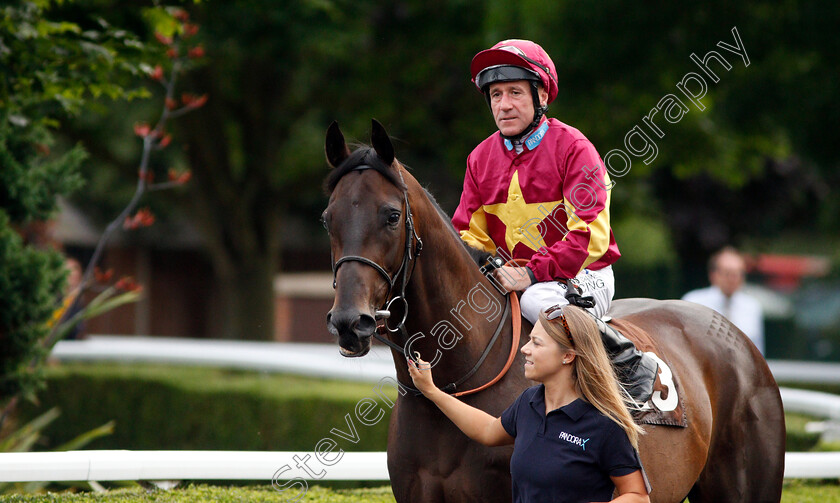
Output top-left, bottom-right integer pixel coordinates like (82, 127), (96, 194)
(599, 313), (688, 427)
(563, 280), (684, 426)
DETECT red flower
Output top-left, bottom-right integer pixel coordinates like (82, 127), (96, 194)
(166, 48), (178, 59)
(115, 276), (143, 293)
(150, 65), (164, 81)
(183, 23), (199, 37)
(133, 122), (151, 137)
(158, 134), (172, 148)
(165, 97), (178, 111)
(181, 93), (209, 109)
(154, 32), (173, 46)
(137, 170), (154, 183)
(94, 267), (114, 283)
(188, 46), (205, 59)
(173, 9), (190, 22)
(123, 208), (156, 229)
(168, 169), (192, 184)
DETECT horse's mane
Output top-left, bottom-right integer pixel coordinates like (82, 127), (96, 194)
(324, 146), (406, 194)
(324, 145), (488, 267)
(424, 187), (492, 267)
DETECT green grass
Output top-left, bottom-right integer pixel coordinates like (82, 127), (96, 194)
(0, 484), (397, 502)
(782, 480), (840, 503)
(2, 481), (839, 502)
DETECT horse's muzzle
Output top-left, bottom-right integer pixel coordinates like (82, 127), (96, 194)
(326, 309), (377, 357)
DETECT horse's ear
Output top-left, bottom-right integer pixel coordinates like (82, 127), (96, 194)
(325, 121), (350, 169)
(371, 119), (394, 166)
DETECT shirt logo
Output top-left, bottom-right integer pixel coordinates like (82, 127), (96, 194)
(558, 431), (590, 450)
(502, 121), (549, 152)
(525, 121), (548, 150)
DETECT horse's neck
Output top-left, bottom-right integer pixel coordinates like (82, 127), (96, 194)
(398, 186), (509, 382)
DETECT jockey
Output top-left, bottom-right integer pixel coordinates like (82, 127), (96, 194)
(453, 39), (657, 403)
(453, 39), (619, 323)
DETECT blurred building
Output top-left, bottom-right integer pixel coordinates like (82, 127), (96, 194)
(52, 199), (334, 342)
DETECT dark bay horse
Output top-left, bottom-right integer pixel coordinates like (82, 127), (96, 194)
(323, 120), (785, 503)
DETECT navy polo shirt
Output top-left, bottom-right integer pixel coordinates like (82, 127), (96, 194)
(500, 385), (643, 503)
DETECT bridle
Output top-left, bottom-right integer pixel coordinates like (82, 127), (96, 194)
(330, 164), (518, 397)
(330, 165), (423, 337)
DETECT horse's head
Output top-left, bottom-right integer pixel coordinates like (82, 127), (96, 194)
(323, 120), (418, 357)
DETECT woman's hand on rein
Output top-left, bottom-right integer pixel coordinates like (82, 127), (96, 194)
(407, 356), (437, 396)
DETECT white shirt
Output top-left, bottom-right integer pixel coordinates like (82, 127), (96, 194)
(682, 286), (764, 355)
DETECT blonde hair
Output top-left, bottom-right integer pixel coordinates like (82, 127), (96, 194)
(538, 305), (644, 449)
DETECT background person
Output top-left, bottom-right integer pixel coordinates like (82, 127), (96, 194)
(408, 304), (650, 503)
(682, 246), (764, 354)
(452, 39), (621, 323)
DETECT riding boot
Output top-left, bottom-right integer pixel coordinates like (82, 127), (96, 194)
(590, 315), (659, 405)
(562, 279), (658, 405)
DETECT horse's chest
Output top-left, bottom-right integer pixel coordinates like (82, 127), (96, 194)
(388, 401), (513, 502)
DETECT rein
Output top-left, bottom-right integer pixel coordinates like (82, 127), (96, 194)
(330, 164), (522, 397)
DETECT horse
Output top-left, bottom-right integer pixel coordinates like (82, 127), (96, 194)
(322, 119), (785, 503)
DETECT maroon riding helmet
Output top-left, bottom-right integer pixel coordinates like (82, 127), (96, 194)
(470, 39), (559, 140)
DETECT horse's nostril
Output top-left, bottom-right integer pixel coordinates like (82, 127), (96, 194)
(326, 311), (333, 326)
(355, 314), (376, 336)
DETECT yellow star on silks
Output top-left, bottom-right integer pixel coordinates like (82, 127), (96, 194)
(483, 171), (564, 253)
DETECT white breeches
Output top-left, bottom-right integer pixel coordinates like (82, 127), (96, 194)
(519, 265), (615, 324)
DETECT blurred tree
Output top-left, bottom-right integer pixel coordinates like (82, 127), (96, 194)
(0, 0), (156, 415)
(168, 0), (487, 339)
(64, 0), (839, 338)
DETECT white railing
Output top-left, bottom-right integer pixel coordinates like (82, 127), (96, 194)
(780, 387), (840, 420)
(0, 451), (387, 482)
(0, 450), (835, 482)
(52, 336), (396, 383)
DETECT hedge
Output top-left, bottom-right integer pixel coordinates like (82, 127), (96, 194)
(14, 365), (834, 454)
(17, 363), (397, 452)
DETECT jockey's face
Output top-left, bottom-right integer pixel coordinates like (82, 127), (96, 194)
(488, 81), (548, 137)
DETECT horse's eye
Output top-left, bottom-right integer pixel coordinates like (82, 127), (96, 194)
(387, 212), (401, 225)
(320, 214), (329, 232)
